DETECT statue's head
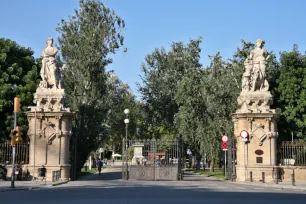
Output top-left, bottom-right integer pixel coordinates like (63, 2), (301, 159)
(256, 39), (265, 48)
(46, 37), (53, 46)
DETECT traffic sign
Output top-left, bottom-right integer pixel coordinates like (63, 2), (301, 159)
(222, 135), (228, 142)
(240, 130), (249, 138)
(221, 142), (228, 150)
(241, 138), (248, 142)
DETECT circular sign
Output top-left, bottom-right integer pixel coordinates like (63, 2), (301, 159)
(222, 135), (228, 142)
(240, 130), (249, 138)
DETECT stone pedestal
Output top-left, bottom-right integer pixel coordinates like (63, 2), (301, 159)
(27, 88), (74, 181)
(233, 93), (278, 182)
(132, 144), (144, 165)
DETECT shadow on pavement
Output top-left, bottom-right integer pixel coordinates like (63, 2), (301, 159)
(1, 182), (306, 204)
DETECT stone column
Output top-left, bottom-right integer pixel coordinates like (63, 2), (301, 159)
(270, 119), (277, 165)
(89, 155), (92, 170)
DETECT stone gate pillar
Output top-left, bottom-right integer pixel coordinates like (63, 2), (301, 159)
(26, 37), (75, 181)
(232, 39), (279, 182)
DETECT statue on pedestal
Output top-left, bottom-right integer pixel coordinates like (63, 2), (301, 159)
(242, 39), (270, 92)
(238, 39), (273, 113)
(40, 37), (62, 89)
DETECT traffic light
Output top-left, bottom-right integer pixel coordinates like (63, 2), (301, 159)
(10, 129), (18, 146)
(15, 126), (23, 143)
(10, 126), (22, 146)
(14, 97), (21, 113)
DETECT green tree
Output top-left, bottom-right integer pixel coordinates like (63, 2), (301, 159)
(138, 38), (203, 139)
(277, 45), (306, 140)
(0, 38), (39, 141)
(102, 71), (137, 155)
(57, 0), (125, 171)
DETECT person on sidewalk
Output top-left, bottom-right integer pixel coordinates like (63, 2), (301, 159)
(96, 158), (103, 175)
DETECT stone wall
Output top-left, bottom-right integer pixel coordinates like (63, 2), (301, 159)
(280, 167), (306, 182)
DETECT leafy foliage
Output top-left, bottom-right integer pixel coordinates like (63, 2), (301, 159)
(277, 45), (306, 140)
(0, 38), (40, 141)
(57, 0), (126, 170)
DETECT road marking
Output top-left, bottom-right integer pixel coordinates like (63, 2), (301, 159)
(254, 188), (265, 190)
(216, 186), (226, 189)
(273, 189), (282, 190)
(235, 187), (246, 189)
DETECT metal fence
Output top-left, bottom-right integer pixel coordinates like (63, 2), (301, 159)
(278, 141), (306, 166)
(0, 141), (29, 164)
(122, 139), (183, 181)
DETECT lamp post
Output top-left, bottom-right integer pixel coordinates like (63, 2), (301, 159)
(28, 106), (40, 181)
(124, 109), (129, 180)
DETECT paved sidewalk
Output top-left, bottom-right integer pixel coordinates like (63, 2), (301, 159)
(0, 180), (68, 192)
(235, 180), (306, 191)
(189, 171), (306, 191)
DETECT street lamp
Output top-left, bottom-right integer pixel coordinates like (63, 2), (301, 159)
(28, 106), (40, 181)
(124, 109), (129, 180)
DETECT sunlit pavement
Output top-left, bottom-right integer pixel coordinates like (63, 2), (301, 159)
(1, 165), (306, 204)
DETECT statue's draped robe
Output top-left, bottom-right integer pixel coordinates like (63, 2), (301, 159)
(40, 46), (58, 87)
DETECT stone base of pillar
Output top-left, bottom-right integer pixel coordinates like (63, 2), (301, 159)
(236, 165), (278, 182)
(24, 164), (70, 182)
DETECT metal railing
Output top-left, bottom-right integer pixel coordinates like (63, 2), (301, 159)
(278, 141), (306, 166)
(122, 138), (183, 181)
(0, 141), (29, 164)
(52, 170), (61, 182)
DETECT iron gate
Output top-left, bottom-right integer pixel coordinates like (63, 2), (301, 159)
(122, 138), (183, 181)
(228, 137), (236, 181)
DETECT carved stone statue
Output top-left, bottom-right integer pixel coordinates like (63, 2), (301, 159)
(241, 39), (270, 92)
(40, 37), (62, 89)
(237, 39), (274, 114)
(33, 38), (68, 112)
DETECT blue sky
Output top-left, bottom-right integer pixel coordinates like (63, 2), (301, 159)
(1, 0), (305, 95)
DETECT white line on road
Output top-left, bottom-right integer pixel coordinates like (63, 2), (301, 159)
(235, 187), (246, 189)
(254, 188), (265, 190)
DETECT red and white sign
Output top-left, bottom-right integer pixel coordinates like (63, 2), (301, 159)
(240, 130), (249, 138)
(222, 135), (228, 142)
(240, 130), (249, 142)
(221, 134), (229, 150)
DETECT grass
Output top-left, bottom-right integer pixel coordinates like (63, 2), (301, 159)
(77, 168), (97, 179)
(186, 168), (228, 180)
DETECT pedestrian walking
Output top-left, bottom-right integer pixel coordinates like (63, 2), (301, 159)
(96, 158), (102, 175)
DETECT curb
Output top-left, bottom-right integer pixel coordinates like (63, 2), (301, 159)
(235, 181), (306, 191)
(0, 186), (39, 192)
(52, 180), (69, 186)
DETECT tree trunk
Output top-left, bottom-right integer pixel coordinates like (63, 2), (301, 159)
(196, 154), (201, 170)
(210, 154), (215, 172)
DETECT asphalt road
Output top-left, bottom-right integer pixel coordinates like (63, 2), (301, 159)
(1, 166), (306, 204)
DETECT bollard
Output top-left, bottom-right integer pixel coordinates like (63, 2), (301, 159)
(275, 168), (278, 184)
(291, 169), (296, 186)
(250, 171), (253, 182)
(262, 172), (265, 183)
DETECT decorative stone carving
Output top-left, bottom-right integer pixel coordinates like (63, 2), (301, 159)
(41, 121), (61, 145)
(237, 39), (274, 114)
(250, 123), (267, 146)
